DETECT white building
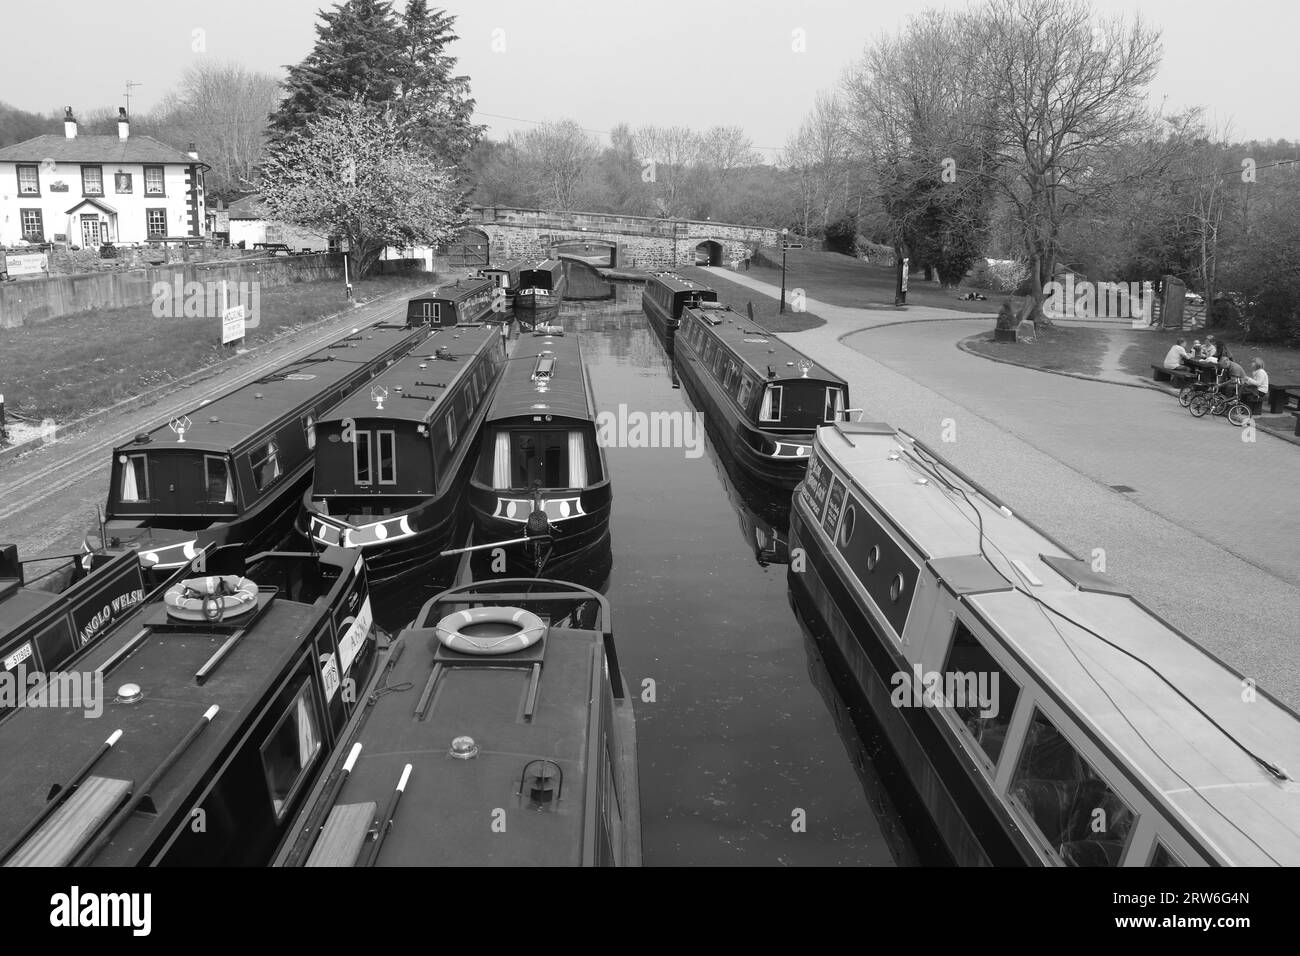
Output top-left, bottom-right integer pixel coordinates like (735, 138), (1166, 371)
(0, 108), (208, 247)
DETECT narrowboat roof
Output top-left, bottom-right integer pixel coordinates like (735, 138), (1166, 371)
(682, 305), (847, 385)
(520, 259), (563, 278)
(410, 279), (495, 305)
(646, 272), (717, 296)
(281, 619), (607, 866)
(0, 548), (365, 866)
(319, 325), (501, 425)
(482, 260), (526, 275)
(486, 332), (594, 423)
(115, 324), (428, 455)
(813, 422), (1300, 866)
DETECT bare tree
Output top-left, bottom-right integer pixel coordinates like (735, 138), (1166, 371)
(517, 120), (600, 211)
(633, 125), (700, 217)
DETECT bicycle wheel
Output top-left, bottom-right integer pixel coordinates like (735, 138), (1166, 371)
(1210, 394), (1229, 416)
(1178, 386), (1195, 408)
(1189, 393), (1211, 417)
(1227, 403), (1252, 427)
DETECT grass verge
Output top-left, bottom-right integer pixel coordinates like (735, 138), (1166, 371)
(961, 325), (1109, 378)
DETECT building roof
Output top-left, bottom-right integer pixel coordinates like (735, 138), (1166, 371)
(225, 194), (267, 220)
(0, 134), (204, 168)
(487, 331), (594, 424)
(320, 325), (500, 424)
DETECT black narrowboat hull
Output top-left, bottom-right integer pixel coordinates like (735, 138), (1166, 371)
(514, 291), (561, 313)
(467, 482), (612, 576)
(673, 345), (813, 491)
(641, 294), (677, 342)
(787, 500), (1041, 867)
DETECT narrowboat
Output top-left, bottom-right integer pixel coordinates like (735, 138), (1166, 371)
(0, 544), (379, 866)
(405, 279), (499, 328)
(482, 259), (526, 302)
(514, 259), (566, 315)
(641, 271), (718, 342)
(674, 302), (850, 489)
(467, 331), (611, 576)
(273, 576), (640, 867)
(95, 323), (427, 583)
(301, 324), (509, 585)
(788, 421), (1300, 866)
(1, 544), (151, 716)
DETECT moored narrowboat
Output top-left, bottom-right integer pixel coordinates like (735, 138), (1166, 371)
(674, 302), (850, 489)
(789, 421), (1300, 866)
(482, 259), (526, 301)
(0, 545), (378, 866)
(515, 259), (566, 314)
(1, 544), (151, 717)
(641, 271), (718, 342)
(301, 324), (508, 584)
(406, 279), (499, 327)
(467, 331), (611, 576)
(274, 576), (640, 867)
(95, 323), (427, 583)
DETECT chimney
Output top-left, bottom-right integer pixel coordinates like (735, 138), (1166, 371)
(118, 107), (129, 141)
(186, 142), (198, 161)
(64, 107), (77, 139)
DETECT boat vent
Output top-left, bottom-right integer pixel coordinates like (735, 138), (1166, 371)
(520, 759), (563, 808)
(1040, 555), (1130, 596)
(532, 351), (556, 382)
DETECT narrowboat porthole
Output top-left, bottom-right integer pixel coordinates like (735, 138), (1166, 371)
(867, 545), (880, 571)
(839, 505), (855, 546)
(890, 573), (905, 602)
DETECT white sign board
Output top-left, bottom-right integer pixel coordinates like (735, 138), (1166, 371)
(221, 305), (246, 344)
(5, 252), (48, 277)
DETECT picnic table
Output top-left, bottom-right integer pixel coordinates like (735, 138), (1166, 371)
(252, 242), (293, 256)
(1267, 384), (1300, 415)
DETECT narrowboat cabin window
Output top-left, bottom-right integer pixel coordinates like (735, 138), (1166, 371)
(260, 683), (323, 820)
(204, 455), (235, 503)
(377, 430), (397, 485)
(1009, 708), (1136, 865)
(250, 440), (283, 491)
(446, 408), (459, 448)
(943, 621), (1021, 765)
(354, 431), (372, 485)
(305, 414), (316, 449)
(510, 431), (571, 488)
(119, 453), (149, 502)
(760, 386), (783, 422)
(738, 376), (754, 409)
(1149, 842), (1184, 867)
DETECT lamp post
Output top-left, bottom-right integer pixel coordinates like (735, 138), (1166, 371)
(780, 228), (789, 314)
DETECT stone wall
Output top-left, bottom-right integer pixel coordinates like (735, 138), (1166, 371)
(0, 253), (344, 329)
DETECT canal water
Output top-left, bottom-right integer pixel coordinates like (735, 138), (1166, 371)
(374, 262), (933, 866)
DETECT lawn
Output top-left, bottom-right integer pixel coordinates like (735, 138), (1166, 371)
(729, 247), (1007, 315)
(0, 275), (434, 421)
(678, 265), (828, 332)
(961, 325), (1110, 378)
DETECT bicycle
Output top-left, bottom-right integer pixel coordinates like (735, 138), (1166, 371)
(1189, 379), (1252, 426)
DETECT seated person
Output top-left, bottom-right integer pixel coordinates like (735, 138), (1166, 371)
(1244, 358), (1269, 401)
(1217, 356), (1247, 393)
(1162, 338), (1191, 370)
(1190, 339), (1204, 359)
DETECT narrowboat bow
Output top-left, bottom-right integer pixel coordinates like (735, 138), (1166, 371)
(274, 576), (640, 866)
(515, 259), (566, 315)
(789, 421), (1300, 866)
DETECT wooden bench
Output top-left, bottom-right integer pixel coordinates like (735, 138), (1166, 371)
(1151, 364), (1176, 382)
(1266, 384), (1300, 415)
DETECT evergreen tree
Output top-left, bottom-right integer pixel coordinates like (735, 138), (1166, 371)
(392, 0), (481, 167)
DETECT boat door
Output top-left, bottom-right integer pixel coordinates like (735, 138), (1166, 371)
(149, 453), (202, 514)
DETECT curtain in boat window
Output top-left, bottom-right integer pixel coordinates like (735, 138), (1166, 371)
(568, 431), (586, 488)
(120, 455), (143, 501)
(223, 466), (235, 502)
(760, 386), (782, 421)
(492, 431), (511, 489)
(297, 693), (320, 768)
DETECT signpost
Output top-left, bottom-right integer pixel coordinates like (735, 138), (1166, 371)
(220, 280), (245, 346)
(895, 256), (910, 306)
(779, 230), (803, 314)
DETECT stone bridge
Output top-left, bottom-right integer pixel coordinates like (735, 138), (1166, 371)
(448, 205), (778, 270)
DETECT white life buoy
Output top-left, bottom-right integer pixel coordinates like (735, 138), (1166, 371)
(165, 575), (259, 622)
(434, 606), (546, 656)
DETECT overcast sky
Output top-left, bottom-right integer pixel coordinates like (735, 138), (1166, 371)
(4, 0), (1295, 153)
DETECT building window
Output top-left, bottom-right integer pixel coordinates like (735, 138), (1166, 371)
(144, 165), (164, 196)
(259, 682), (322, 820)
(16, 164), (39, 196)
(19, 209), (44, 243)
(377, 430), (396, 484)
(81, 165), (104, 196)
(1009, 709), (1136, 866)
(115, 172), (133, 194)
(146, 208), (167, 239)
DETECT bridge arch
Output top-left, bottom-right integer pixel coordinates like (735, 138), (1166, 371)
(693, 239), (723, 267)
(554, 237), (617, 267)
(446, 227), (490, 267)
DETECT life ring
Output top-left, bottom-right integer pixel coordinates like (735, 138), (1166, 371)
(165, 575), (259, 622)
(434, 607), (546, 656)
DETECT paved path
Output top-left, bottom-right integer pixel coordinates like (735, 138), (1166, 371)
(708, 270), (1300, 709)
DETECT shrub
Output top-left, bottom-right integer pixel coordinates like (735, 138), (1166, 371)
(855, 239), (896, 266)
(969, 258), (1030, 294)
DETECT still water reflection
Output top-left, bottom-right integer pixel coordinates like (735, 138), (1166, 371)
(370, 266), (924, 865)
